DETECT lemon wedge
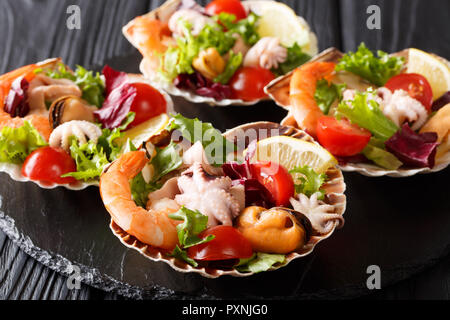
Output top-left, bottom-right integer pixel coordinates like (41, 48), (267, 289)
(251, 136), (337, 174)
(119, 113), (169, 148)
(407, 48), (450, 100)
(246, 0), (318, 56)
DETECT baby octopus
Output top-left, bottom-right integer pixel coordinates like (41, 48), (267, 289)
(175, 162), (243, 227)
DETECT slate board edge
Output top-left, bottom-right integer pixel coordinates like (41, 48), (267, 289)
(1, 205), (449, 300)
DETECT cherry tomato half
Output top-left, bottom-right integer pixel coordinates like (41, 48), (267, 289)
(229, 67), (275, 101)
(251, 161), (295, 207)
(128, 82), (167, 128)
(385, 73), (433, 111)
(22, 146), (77, 185)
(205, 0), (247, 21)
(316, 116), (371, 157)
(187, 226), (253, 261)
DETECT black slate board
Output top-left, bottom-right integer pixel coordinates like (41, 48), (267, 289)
(1, 0), (450, 300)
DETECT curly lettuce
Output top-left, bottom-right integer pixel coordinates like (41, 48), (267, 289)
(314, 80), (346, 115)
(0, 121), (47, 164)
(216, 12), (260, 45)
(336, 43), (404, 87)
(272, 42), (311, 76)
(289, 165), (327, 199)
(236, 253), (286, 273)
(362, 138), (402, 170)
(47, 64), (105, 108)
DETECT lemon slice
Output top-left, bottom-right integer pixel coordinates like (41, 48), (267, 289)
(244, 0), (318, 56)
(407, 48), (450, 100)
(119, 113), (169, 148)
(252, 136), (337, 174)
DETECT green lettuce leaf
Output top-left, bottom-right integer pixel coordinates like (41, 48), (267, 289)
(151, 141), (183, 182)
(166, 114), (236, 165)
(337, 90), (399, 141)
(236, 253), (286, 273)
(47, 64), (105, 108)
(216, 12), (260, 45)
(168, 206), (215, 248)
(170, 245), (198, 267)
(314, 80), (346, 115)
(335, 43), (404, 87)
(214, 51), (243, 84)
(362, 138), (403, 170)
(272, 42), (311, 76)
(289, 165), (327, 199)
(0, 121), (48, 164)
(130, 172), (160, 208)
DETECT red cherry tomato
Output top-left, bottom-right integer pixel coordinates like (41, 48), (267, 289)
(385, 73), (433, 111)
(316, 116), (371, 157)
(251, 161), (295, 207)
(187, 226), (253, 261)
(229, 67), (275, 101)
(205, 0), (247, 21)
(22, 147), (77, 185)
(128, 82), (167, 128)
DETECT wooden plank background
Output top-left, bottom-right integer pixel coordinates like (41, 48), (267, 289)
(0, 0), (449, 300)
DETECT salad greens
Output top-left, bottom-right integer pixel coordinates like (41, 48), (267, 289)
(46, 64), (105, 108)
(314, 80), (346, 115)
(335, 43), (404, 87)
(166, 114), (236, 165)
(214, 51), (243, 84)
(337, 90), (399, 142)
(151, 141), (183, 182)
(215, 12), (260, 46)
(290, 165), (327, 200)
(0, 121), (47, 164)
(130, 172), (160, 208)
(272, 42), (311, 76)
(168, 206), (215, 267)
(362, 138), (402, 170)
(236, 253), (286, 273)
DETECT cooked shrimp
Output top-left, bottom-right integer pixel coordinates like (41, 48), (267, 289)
(289, 62), (336, 137)
(0, 64), (52, 141)
(126, 17), (171, 70)
(99, 151), (179, 250)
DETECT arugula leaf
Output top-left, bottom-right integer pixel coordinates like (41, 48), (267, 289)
(168, 206), (215, 248)
(166, 114), (236, 166)
(0, 121), (47, 164)
(335, 43), (404, 87)
(272, 42), (311, 76)
(289, 165), (327, 200)
(130, 172), (160, 208)
(314, 80), (346, 114)
(216, 12), (260, 45)
(151, 141), (183, 182)
(214, 51), (243, 84)
(362, 138), (403, 170)
(236, 253), (286, 273)
(47, 64), (105, 108)
(170, 245), (198, 267)
(337, 90), (399, 142)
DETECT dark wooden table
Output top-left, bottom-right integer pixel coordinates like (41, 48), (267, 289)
(0, 0), (449, 300)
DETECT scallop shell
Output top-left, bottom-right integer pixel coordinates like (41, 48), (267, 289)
(264, 47), (450, 177)
(0, 62), (174, 190)
(110, 121), (347, 278)
(122, 0), (318, 107)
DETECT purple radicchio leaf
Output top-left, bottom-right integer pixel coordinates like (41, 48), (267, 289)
(385, 123), (439, 168)
(174, 72), (232, 101)
(94, 83), (137, 129)
(431, 91), (450, 112)
(4, 76), (30, 117)
(102, 65), (128, 96)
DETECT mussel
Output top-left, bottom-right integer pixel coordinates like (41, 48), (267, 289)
(49, 95), (96, 129)
(236, 206), (312, 254)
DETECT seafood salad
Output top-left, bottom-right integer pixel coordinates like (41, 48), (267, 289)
(99, 115), (346, 274)
(0, 59), (172, 188)
(123, 0), (318, 103)
(267, 43), (450, 174)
